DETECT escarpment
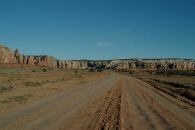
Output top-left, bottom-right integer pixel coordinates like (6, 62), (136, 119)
(0, 45), (195, 70)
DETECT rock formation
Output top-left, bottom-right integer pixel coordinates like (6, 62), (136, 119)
(27, 56), (35, 65)
(0, 45), (16, 63)
(14, 49), (23, 64)
(0, 45), (195, 70)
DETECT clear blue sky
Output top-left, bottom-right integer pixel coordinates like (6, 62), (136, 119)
(0, 0), (195, 60)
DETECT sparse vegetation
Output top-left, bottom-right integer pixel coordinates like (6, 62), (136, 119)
(43, 68), (47, 72)
(25, 81), (42, 87)
(136, 73), (195, 102)
(32, 69), (36, 72)
(0, 85), (14, 93)
(1, 94), (32, 104)
(153, 70), (195, 76)
(97, 69), (103, 72)
(89, 69), (95, 72)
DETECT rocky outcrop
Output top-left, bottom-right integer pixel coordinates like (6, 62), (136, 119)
(14, 49), (24, 64)
(27, 56), (35, 65)
(64, 61), (88, 69)
(105, 59), (195, 70)
(0, 45), (195, 70)
(0, 45), (58, 67)
(0, 45), (16, 63)
(34, 56), (57, 67)
(62, 59), (195, 70)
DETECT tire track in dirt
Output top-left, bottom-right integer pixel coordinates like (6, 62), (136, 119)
(122, 78), (157, 130)
(138, 90), (174, 130)
(70, 80), (122, 130)
(131, 83), (175, 130)
(132, 77), (195, 130)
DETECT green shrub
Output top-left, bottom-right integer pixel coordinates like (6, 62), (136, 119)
(32, 70), (36, 72)
(43, 68), (47, 72)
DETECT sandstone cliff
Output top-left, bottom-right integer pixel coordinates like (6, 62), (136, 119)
(0, 45), (16, 64)
(0, 45), (195, 70)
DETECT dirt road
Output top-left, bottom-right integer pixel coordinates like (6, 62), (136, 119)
(0, 73), (194, 130)
(121, 76), (195, 130)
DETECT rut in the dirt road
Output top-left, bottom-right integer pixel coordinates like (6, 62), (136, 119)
(88, 81), (122, 130)
(80, 81), (122, 130)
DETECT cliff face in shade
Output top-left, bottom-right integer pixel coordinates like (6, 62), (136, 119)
(0, 45), (195, 70)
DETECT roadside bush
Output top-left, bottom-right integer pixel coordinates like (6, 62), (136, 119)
(43, 68), (47, 72)
(32, 70), (36, 72)
(97, 69), (103, 72)
(0, 85), (14, 93)
(25, 81), (41, 87)
(89, 69), (95, 72)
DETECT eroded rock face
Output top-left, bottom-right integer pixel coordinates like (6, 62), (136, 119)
(14, 49), (24, 64)
(0, 45), (16, 63)
(18, 55), (24, 64)
(23, 56), (58, 67)
(63, 61), (88, 69)
(0, 45), (195, 70)
(27, 56), (35, 65)
(65, 59), (195, 70)
(23, 56), (28, 64)
(37, 56), (57, 67)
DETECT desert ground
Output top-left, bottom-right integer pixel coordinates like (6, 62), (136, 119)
(0, 68), (195, 130)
